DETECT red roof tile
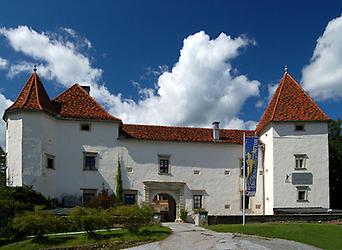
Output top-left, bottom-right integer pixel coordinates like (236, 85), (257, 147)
(53, 84), (121, 122)
(6, 73), (56, 114)
(256, 72), (330, 134)
(121, 124), (255, 144)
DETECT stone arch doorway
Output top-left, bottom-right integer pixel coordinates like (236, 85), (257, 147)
(152, 193), (176, 222)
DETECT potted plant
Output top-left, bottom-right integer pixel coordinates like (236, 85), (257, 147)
(179, 209), (188, 222)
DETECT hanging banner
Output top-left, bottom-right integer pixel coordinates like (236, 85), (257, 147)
(244, 136), (258, 196)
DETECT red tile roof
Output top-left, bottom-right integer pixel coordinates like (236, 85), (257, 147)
(53, 84), (121, 122)
(5, 73), (120, 122)
(121, 124), (255, 144)
(255, 72), (330, 134)
(6, 73), (56, 114)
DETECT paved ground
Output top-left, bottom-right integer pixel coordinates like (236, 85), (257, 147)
(126, 223), (320, 250)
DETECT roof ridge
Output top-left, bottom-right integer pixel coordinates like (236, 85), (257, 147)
(270, 73), (287, 121)
(34, 74), (43, 110)
(123, 123), (254, 132)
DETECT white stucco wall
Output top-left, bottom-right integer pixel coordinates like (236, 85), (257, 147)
(259, 122), (329, 214)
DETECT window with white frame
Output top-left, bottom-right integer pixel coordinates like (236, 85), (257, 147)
(294, 154), (307, 170)
(193, 194), (202, 209)
(158, 155), (170, 174)
(297, 186), (309, 202)
(83, 152), (97, 170)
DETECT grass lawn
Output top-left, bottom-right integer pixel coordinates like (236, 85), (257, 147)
(0, 225), (171, 250)
(206, 223), (342, 250)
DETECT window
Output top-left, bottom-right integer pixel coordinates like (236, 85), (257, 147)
(193, 195), (202, 209)
(82, 189), (97, 206)
(193, 169), (200, 175)
(241, 194), (250, 209)
(83, 152), (97, 170)
(224, 169), (231, 176)
(297, 186), (309, 202)
(126, 167), (133, 173)
(295, 124), (305, 131)
(124, 194), (136, 205)
(46, 154), (55, 169)
(80, 123), (91, 131)
(159, 155), (170, 174)
(294, 154), (307, 170)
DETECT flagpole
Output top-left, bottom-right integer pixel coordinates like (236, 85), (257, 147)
(242, 132), (246, 226)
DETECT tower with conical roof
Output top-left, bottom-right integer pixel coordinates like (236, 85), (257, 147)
(257, 70), (330, 215)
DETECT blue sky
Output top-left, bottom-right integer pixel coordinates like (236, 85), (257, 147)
(0, 0), (341, 145)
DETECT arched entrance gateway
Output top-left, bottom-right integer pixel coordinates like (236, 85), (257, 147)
(152, 193), (176, 222)
(143, 181), (185, 222)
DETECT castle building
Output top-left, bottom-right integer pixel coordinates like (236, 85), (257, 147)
(3, 70), (330, 221)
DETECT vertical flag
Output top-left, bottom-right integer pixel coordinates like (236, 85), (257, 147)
(244, 136), (258, 196)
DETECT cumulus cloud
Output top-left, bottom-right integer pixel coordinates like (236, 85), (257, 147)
(101, 31), (260, 128)
(0, 26), (102, 85)
(302, 14), (342, 100)
(0, 57), (8, 69)
(0, 93), (13, 147)
(0, 26), (260, 130)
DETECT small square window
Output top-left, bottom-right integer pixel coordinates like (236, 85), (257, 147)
(295, 124), (305, 131)
(46, 154), (55, 169)
(255, 204), (262, 209)
(82, 189), (97, 206)
(124, 194), (136, 205)
(193, 195), (202, 209)
(224, 169), (231, 176)
(297, 187), (309, 202)
(294, 154), (307, 170)
(126, 167), (133, 173)
(224, 204), (231, 209)
(193, 169), (200, 175)
(83, 152), (97, 170)
(159, 155), (170, 174)
(80, 123), (91, 131)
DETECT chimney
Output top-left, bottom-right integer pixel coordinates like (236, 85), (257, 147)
(212, 121), (220, 142)
(81, 85), (90, 94)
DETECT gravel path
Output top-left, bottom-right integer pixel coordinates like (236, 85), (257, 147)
(125, 222), (320, 250)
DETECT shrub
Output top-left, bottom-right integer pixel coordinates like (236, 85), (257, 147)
(180, 209), (188, 222)
(69, 207), (112, 238)
(12, 206), (60, 240)
(112, 204), (155, 233)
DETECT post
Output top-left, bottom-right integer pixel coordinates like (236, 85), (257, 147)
(242, 132), (246, 226)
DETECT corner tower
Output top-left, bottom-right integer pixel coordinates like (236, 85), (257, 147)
(257, 71), (330, 214)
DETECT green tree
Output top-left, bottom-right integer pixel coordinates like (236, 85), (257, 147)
(116, 157), (123, 204)
(0, 147), (6, 187)
(328, 119), (342, 209)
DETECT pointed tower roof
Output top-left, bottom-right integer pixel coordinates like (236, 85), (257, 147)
(255, 72), (330, 134)
(53, 84), (121, 122)
(5, 73), (56, 116)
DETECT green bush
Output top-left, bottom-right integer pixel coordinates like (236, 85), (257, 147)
(112, 204), (155, 233)
(179, 209), (188, 222)
(12, 206), (61, 240)
(0, 186), (53, 238)
(69, 207), (112, 238)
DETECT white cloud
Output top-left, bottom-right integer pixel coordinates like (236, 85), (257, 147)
(0, 27), (260, 130)
(267, 83), (278, 100)
(302, 14), (342, 100)
(99, 31), (260, 128)
(0, 26), (102, 86)
(0, 93), (13, 147)
(0, 57), (8, 69)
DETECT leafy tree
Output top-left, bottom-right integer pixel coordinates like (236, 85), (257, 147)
(116, 157), (123, 204)
(0, 147), (6, 187)
(329, 119), (342, 209)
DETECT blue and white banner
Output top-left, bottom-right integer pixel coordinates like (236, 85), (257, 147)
(244, 136), (259, 197)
